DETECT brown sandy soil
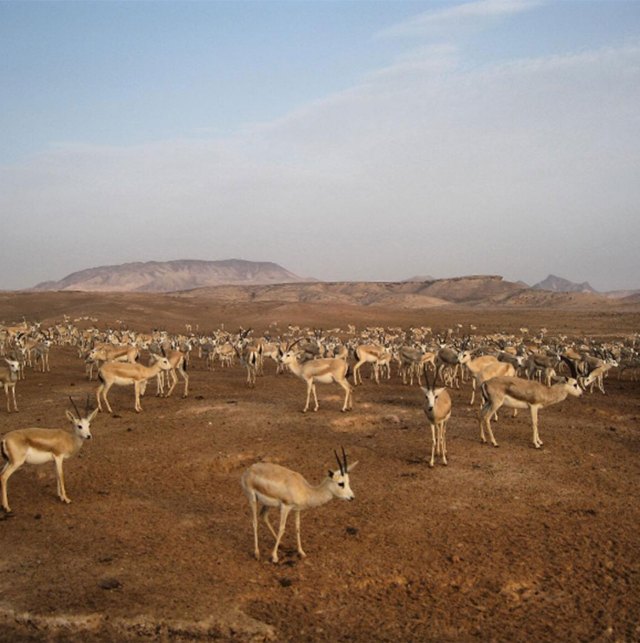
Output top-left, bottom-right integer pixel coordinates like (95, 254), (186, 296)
(1, 293), (639, 641)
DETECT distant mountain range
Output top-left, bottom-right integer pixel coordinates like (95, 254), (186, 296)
(28, 261), (637, 302)
(32, 259), (308, 293)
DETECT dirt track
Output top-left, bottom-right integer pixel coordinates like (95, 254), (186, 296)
(1, 296), (639, 641)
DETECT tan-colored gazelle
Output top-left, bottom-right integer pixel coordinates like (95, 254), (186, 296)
(0, 358), (20, 413)
(1, 397), (97, 513)
(421, 375), (452, 467)
(479, 376), (583, 448)
(241, 449), (358, 563)
(280, 340), (353, 413)
(96, 354), (173, 413)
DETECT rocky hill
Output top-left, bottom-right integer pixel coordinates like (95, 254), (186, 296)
(32, 259), (308, 293)
(175, 275), (532, 308)
(533, 274), (596, 293)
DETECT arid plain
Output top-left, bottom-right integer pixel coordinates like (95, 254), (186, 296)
(1, 286), (639, 642)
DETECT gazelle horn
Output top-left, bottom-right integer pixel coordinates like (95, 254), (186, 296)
(69, 396), (81, 418)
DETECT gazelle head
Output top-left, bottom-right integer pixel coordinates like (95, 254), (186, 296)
(279, 338), (304, 365)
(65, 396), (98, 440)
(149, 354), (173, 370)
(420, 386), (447, 414)
(563, 377), (584, 397)
(3, 358), (20, 375)
(328, 448), (358, 501)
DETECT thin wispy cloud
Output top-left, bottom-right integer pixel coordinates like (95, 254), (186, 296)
(377, 0), (543, 39)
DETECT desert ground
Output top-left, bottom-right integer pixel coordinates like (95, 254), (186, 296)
(1, 291), (639, 641)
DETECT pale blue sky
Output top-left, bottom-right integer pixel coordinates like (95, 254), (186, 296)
(1, 0), (639, 290)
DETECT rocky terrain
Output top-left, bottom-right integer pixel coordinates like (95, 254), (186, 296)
(0, 294), (639, 642)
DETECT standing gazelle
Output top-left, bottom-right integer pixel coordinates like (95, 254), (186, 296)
(280, 340), (353, 413)
(421, 375), (452, 467)
(96, 354), (173, 413)
(1, 397), (97, 513)
(479, 376), (583, 448)
(241, 449), (358, 563)
(0, 358), (20, 412)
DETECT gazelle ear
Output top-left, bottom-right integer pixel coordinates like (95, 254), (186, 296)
(420, 387), (429, 396)
(328, 470), (334, 478)
(434, 387), (446, 396)
(65, 410), (77, 423)
(346, 460), (359, 472)
(88, 408), (99, 422)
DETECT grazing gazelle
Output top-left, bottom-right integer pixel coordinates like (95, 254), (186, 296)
(1, 397), (97, 513)
(421, 375), (452, 467)
(280, 340), (353, 413)
(241, 448), (358, 563)
(96, 354), (173, 413)
(479, 376), (583, 448)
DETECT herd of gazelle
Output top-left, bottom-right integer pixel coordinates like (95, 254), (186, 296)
(2, 321), (629, 564)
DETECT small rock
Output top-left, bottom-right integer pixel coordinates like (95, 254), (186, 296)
(99, 578), (122, 590)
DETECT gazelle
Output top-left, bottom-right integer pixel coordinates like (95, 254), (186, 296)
(421, 376), (452, 467)
(96, 354), (173, 413)
(0, 358), (20, 413)
(459, 352), (499, 405)
(353, 344), (387, 385)
(241, 449), (358, 563)
(280, 340), (353, 412)
(435, 347), (464, 388)
(1, 398), (97, 513)
(581, 361), (616, 394)
(472, 361), (517, 410)
(234, 343), (259, 387)
(88, 343), (139, 364)
(479, 376), (583, 449)
(155, 347), (190, 398)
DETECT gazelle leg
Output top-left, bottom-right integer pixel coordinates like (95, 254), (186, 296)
(166, 369), (178, 397)
(260, 505), (277, 540)
(272, 504), (292, 563)
(530, 405), (542, 448)
(249, 495), (260, 559)
(303, 381), (312, 413)
(312, 384), (319, 411)
(54, 456), (70, 503)
(337, 379), (352, 412)
(295, 510), (306, 558)
(134, 382), (142, 412)
(1, 457), (25, 513)
(429, 422), (436, 467)
(181, 369), (189, 397)
(441, 420), (448, 465)
(480, 403), (500, 447)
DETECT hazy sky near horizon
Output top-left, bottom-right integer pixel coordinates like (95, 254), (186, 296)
(1, 0), (639, 291)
